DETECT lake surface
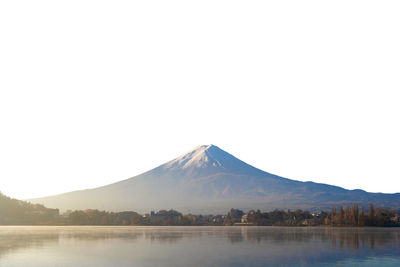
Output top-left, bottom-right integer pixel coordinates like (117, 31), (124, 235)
(0, 226), (399, 266)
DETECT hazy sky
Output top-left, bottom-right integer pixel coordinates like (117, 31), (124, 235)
(1, 1), (399, 199)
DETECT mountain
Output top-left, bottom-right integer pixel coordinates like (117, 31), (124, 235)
(27, 145), (400, 213)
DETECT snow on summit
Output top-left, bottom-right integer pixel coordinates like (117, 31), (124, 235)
(160, 144), (267, 177)
(164, 145), (223, 170)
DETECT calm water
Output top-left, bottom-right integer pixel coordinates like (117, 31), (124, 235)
(0, 226), (399, 266)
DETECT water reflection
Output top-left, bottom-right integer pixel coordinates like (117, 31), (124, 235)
(0, 226), (399, 267)
(0, 232), (59, 259)
(239, 227), (400, 250)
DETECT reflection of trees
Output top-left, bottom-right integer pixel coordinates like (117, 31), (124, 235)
(243, 227), (318, 244)
(322, 228), (400, 250)
(0, 232), (59, 259)
(0, 226), (144, 259)
(239, 227), (400, 251)
(227, 231), (243, 243)
(58, 227), (142, 241)
(144, 230), (185, 244)
(138, 226), (400, 249)
(1, 226), (399, 261)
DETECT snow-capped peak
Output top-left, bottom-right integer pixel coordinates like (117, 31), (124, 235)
(164, 145), (223, 170)
(159, 144), (266, 178)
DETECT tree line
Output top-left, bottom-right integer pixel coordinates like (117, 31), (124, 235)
(0, 192), (59, 224)
(324, 203), (399, 227)
(1, 192), (399, 226)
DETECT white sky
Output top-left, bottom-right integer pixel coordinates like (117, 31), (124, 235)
(0, 1), (399, 199)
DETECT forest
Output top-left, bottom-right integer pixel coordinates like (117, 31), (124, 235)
(1, 192), (399, 226)
(0, 192), (59, 224)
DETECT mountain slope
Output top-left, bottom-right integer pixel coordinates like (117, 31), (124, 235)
(27, 145), (400, 213)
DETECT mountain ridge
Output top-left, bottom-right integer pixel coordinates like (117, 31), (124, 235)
(27, 145), (400, 213)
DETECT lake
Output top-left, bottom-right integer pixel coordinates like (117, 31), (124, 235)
(0, 226), (399, 266)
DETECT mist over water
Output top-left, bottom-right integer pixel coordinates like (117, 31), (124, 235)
(0, 226), (399, 267)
